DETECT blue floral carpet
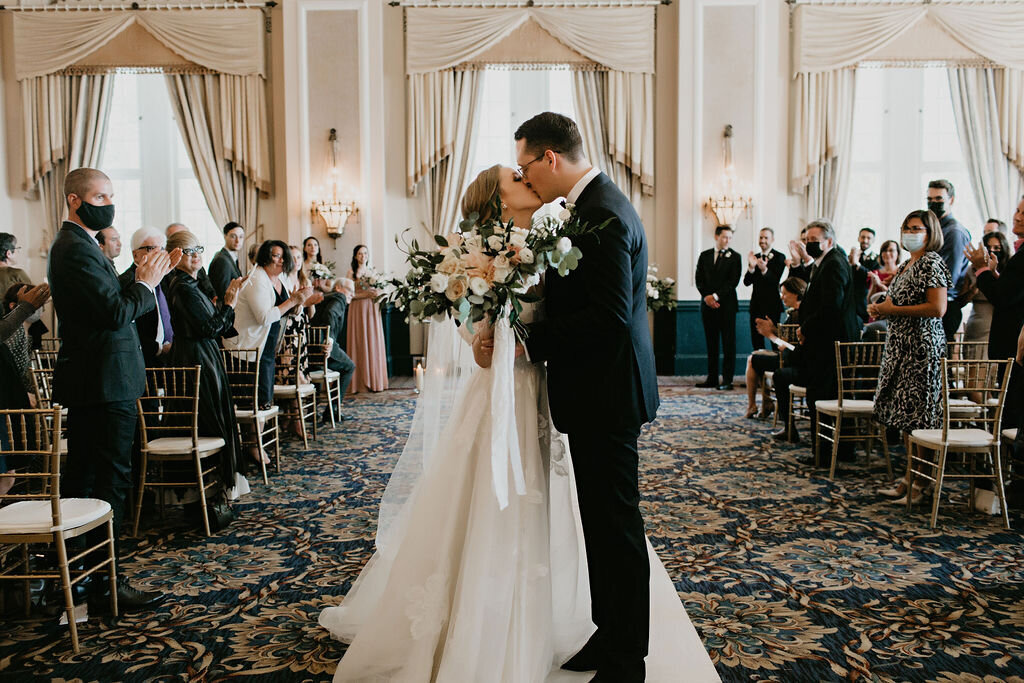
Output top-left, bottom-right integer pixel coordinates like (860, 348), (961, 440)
(2, 385), (1023, 681)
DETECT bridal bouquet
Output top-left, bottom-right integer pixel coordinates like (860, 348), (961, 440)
(646, 264), (676, 313)
(309, 262), (334, 281)
(382, 198), (609, 336)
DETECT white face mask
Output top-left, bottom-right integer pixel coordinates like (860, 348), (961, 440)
(901, 232), (926, 252)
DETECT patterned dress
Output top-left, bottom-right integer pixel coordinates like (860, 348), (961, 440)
(873, 251), (952, 432)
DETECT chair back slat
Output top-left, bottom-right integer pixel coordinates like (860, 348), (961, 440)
(0, 407), (63, 523)
(834, 341), (887, 405)
(274, 332), (304, 389)
(306, 326), (331, 373)
(37, 337), (61, 353)
(940, 358), (1014, 440)
(31, 349), (59, 372)
(30, 367), (54, 410)
(138, 367), (202, 450)
(220, 347), (261, 412)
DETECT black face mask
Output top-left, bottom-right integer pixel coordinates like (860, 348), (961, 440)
(927, 200), (945, 217)
(805, 241), (824, 259)
(76, 200), (115, 231)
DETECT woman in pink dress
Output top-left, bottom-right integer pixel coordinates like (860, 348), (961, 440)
(346, 244), (388, 393)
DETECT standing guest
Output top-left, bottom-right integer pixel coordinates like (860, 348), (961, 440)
(848, 227), (880, 324)
(164, 230), (250, 491)
(983, 218), (1008, 236)
(118, 228), (174, 368)
(302, 236), (323, 281)
(165, 223), (188, 237)
(247, 242), (259, 268)
(286, 245), (304, 292)
(695, 225), (741, 390)
(866, 240), (903, 304)
(743, 276), (806, 418)
(2, 283), (38, 404)
(96, 227), (122, 265)
(48, 167), (180, 610)
(786, 227), (815, 282)
(346, 244), (388, 393)
(224, 240), (313, 409)
(0, 232), (30, 298)
(165, 222), (216, 301)
(871, 210), (951, 503)
(967, 196), (1024, 367)
(744, 227), (786, 350)
(959, 231), (1012, 358)
(927, 179), (970, 340)
(208, 222), (245, 302)
(309, 275), (356, 421)
(772, 219), (859, 449)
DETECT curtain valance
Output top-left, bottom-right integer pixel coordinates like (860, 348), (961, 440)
(405, 7), (654, 74)
(793, 4), (1024, 74)
(12, 9), (266, 80)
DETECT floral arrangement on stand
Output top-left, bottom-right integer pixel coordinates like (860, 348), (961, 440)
(380, 198), (609, 338)
(646, 264), (676, 313)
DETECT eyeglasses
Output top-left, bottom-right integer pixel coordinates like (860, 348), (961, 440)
(136, 245), (160, 253)
(516, 154), (548, 177)
(182, 246), (205, 256)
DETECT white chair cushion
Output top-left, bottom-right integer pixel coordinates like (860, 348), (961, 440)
(274, 383), (315, 397)
(235, 406), (280, 420)
(0, 498), (110, 534)
(308, 370), (340, 381)
(815, 399), (875, 415)
(145, 436), (225, 455)
(910, 428), (994, 448)
(791, 385), (807, 396)
(1003, 428), (1018, 441)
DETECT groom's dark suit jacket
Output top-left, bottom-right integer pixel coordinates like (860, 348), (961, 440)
(525, 173), (659, 433)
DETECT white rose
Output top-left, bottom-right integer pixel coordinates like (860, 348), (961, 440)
(650, 289), (659, 300)
(464, 233), (482, 249)
(429, 273), (449, 293)
(487, 234), (504, 251)
(564, 202), (575, 211)
(518, 247), (535, 264)
(665, 278), (675, 285)
(469, 276), (490, 297)
(558, 208), (572, 222)
(556, 237), (572, 254)
(525, 272), (541, 289)
(509, 233), (527, 249)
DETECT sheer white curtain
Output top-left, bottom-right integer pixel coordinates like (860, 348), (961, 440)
(948, 67), (1023, 222)
(21, 74), (114, 240)
(165, 73), (269, 231)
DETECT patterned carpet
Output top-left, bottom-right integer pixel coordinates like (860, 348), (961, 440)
(2, 385), (1024, 682)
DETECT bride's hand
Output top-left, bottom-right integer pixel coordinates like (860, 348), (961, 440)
(472, 331), (494, 369)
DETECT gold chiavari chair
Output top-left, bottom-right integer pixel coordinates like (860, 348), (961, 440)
(0, 407), (117, 652)
(31, 349), (58, 372)
(36, 337), (61, 353)
(274, 332), (318, 449)
(220, 348), (281, 485)
(907, 358), (1014, 529)
(768, 323), (801, 428)
(814, 341), (892, 480)
(306, 326), (342, 428)
(133, 366), (224, 537)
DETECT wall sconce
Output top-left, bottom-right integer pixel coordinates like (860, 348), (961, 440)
(706, 124), (752, 227)
(311, 128), (358, 238)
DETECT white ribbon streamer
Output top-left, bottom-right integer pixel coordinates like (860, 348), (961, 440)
(489, 317), (526, 510)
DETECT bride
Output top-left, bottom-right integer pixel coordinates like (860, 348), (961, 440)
(319, 165), (720, 683)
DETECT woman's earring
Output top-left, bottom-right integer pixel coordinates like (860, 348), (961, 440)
(501, 203), (508, 210)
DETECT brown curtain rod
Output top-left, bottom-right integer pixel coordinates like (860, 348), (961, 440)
(0, 1), (275, 10)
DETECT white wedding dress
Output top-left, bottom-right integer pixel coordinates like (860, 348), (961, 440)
(319, 306), (719, 683)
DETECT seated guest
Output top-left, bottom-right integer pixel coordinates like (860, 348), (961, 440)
(743, 276), (806, 418)
(164, 230), (250, 500)
(119, 228), (174, 367)
(309, 275), (357, 421)
(744, 227), (786, 351)
(870, 209), (951, 502)
(959, 231), (1011, 359)
(224, 240), (314, 410)
(209, 222), (245, 302)
(97, 226), (122, 265)
(849, 227), (879, 324)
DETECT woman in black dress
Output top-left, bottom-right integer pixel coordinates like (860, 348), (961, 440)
(164, 230), (248, 499)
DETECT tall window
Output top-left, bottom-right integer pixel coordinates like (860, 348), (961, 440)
(100, 74), (219, 273)
(838, 67), (982, 250)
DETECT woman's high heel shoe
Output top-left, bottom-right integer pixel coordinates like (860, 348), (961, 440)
(744, 407), (758, 419)
(879, 480), (907, 498)
(894, 484), (925, 505)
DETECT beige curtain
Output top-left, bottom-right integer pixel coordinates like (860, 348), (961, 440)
(791, 69), (856, 220)
(166, 73), (269, 231)
(573, 70), (643, 207)
(948, 67), (1024, 221)
(21, 74), (114, 242)
(418, 71), (483, 235)
(997, 68), (1024, 174)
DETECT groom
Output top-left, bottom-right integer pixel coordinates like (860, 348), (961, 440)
(516, 113), (659, 682)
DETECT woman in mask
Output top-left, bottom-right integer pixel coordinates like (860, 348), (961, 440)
(868, 209), (952, 503)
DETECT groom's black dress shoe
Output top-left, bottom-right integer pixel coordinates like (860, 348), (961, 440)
(717, 383), (734, 391)
(695, 379), (718, 389)
(771, 427), (800, 443)
(562, 636), (605, 672)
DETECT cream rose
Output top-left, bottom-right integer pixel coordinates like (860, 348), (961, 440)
(518, 247), (535, 264)
(509, 232), (527, 249)
(558, 208), (572, 222)
(556, 237), (572, 254)
(445, 276), (469, 301)
(487, 234), (505, 251)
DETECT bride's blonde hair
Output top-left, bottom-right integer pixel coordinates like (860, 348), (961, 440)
(461, 164), (502, 225)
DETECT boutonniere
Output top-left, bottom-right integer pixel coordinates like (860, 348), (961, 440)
(557, 200), (575, 224)
(724, 250), (732, 257)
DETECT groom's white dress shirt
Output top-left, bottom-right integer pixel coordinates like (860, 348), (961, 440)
(566, 166), (601, 205)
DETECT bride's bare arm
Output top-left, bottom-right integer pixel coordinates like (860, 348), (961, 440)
(472, 323), (494, 369)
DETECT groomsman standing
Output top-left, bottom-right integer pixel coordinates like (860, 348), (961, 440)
(744, 227), (786, 350)
(848, 227), (879, 324)
(696, 225), (742, 389)
(208, 222), (245, 302)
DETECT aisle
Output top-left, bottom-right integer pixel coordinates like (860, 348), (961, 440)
(1, 386), (1022, 681)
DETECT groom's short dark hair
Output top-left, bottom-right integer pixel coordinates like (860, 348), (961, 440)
(514, 112), (584, 162)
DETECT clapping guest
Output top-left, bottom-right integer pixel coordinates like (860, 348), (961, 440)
(224, 240), (314, 409)
(346, 244), (388, 393)
(164, 230), (249, 496)
(927, 179), (971, 340)
(209, 222), (245, 303)
(2, 284), (38, 404)
(866, 240), (902, 305)
(848, 227), (879, 324)
(960, 231), (1011, 358)
(165, 222), (216, 301)
(309, 275), (356, 421)
(743, 277), (806, 418)
(871, 210), (951, 503)
(119, 228), (174, 367)
(786, 227), (814, 282)
(744, 227), (786, 350)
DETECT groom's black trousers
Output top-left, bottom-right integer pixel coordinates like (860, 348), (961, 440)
(568, 425), (650, 669)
